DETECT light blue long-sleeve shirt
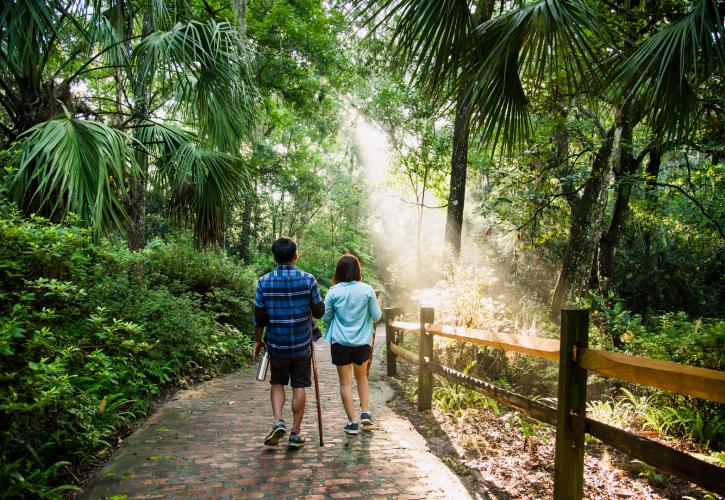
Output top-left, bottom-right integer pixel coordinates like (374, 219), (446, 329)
(322, 281), (382, 346)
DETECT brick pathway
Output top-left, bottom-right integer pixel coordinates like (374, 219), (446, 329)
(81, 326), (471, 499)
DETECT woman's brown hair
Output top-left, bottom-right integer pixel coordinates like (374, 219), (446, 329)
(333, 254), (362, 284)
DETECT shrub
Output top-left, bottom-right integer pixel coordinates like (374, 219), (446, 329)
(0, 197), (256, 497)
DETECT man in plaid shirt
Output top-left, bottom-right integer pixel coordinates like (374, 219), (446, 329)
(253, 237), (324, 448)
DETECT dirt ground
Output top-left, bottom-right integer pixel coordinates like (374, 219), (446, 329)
(384, 365), (718, 500)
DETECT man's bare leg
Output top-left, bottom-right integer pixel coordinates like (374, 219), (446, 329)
(291, 387), (306, 434)
(271, 384), (285, 421)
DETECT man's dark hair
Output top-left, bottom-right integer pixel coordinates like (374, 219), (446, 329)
(333, 254), (362, 284)
(272, 237), (297, 264)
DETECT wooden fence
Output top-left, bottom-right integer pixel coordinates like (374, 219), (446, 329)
(383, 307), (725, 499)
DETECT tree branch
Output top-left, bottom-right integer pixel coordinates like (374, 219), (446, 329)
(654, 181), (725, 240)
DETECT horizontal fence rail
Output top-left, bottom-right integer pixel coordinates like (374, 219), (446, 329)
(577, 348), (725, 403)
(389, 321), (725, 403)
(383, 307), (725, 498)
(389, 342), (417, 366)
(582, 417), (725, 494)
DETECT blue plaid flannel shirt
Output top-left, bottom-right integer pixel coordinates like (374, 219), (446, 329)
(254, 265), (323, 358)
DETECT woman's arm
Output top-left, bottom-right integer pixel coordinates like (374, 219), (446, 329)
(368, 289), (382, 322)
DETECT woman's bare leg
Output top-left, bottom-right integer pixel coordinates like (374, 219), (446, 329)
(352, 361), (369, 413)
(336, 364), (355, 421)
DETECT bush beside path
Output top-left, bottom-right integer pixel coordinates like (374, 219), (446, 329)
(81, 330), (471, 499)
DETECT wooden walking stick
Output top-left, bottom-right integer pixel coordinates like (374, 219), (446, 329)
(367, 290), (381, 376)
(311, 342), (324, 446)
(367, 327), (376, 376)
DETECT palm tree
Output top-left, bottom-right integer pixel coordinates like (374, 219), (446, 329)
(0, 0), (257, 248)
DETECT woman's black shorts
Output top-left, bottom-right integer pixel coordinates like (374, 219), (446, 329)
(331, 343), (371, 366)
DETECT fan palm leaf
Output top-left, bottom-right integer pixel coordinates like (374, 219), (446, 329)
(160, 141), (253, 246)
(360, 0), (475, 105)
(457, 0), (606, 150)
(363, 0), (607, 151)
(134, 20), (258, 153)
(613, 0), (725, 137)
(9, 109), (137, 232)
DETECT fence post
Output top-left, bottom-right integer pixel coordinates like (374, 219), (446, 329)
(384, 308), (397, 377)
(554, 308), (589, 500)
(418, 307), (435, 411)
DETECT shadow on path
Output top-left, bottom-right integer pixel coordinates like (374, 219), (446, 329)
(81, 326), (472, 499)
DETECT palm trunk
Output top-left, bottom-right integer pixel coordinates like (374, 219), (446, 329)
(125, 14), (153, 251)
(444, 93), (470, 257)
(234, 0), (247, 37)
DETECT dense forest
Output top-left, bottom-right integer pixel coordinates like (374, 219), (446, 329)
(0, 0), (723, 497)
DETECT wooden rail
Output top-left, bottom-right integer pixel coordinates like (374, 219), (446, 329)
(389, 342), (418, 366)
(383, 307), (725, 498)
(390, 321), (560, 361)
(577, 348), (725, 404)
(582, 417), (725, 494)
(389, 322), (725, 403)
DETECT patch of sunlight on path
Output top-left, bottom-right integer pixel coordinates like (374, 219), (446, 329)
(80, 325), (472, 500)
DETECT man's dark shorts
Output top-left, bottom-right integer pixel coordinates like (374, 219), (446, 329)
(269, 353), (311, 388)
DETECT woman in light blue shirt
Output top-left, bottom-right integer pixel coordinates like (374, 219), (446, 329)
(323, 254), (382, 435)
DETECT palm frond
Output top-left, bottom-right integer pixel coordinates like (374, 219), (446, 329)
(613, 0), (725, 138)
(134, 20), (258, 153)
(162, 142), (253, 246)
(132, 120), (194, 162)
(360, 0), (474, 105)
(0, 0), (57, 66)
(9, 110), (137, 233)
(457, 0), (607, 151)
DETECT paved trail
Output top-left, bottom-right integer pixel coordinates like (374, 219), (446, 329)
(81, 326), (471, 499)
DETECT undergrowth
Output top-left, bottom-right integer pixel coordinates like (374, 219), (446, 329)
(399, 262), (724, 456)
(0, 198), (256, 498)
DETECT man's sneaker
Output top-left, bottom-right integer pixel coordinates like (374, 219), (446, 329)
(344, 422), (359, 435)
(360, 412), (373, 426)
(288, 432), (306, 448)
(264, 420), (286, 446)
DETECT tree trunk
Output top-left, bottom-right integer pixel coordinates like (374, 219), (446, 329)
(238, 184), (255, 261)
(124, 170), (147, 251)
(125, 14), (153, 251)
(597, 107), (643, 294)
(644, 147), (661, 191)
(234, 0), (246, 37)
(444, 93), (470, 257)
(552, 103), (579, 213)
(551, 125), (617, 317)
(444, 4), (493, 258)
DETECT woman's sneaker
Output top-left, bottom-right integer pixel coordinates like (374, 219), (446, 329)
(288, 432), (306, 448)
(344, 422), (359, 435)
(360, 412), (373, 426)
(264, 420), (286, 446)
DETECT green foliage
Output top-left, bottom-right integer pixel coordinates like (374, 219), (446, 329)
(0, 198), (255, 497)
(0, 0), (258, 248)
(434, 378), (500, 422)
(8, 111), (136, 233)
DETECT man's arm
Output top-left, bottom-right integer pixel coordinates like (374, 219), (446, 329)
(311, 301), (325, 319)
(309, 277), (325, 319)
(253, 282), (267, 363)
